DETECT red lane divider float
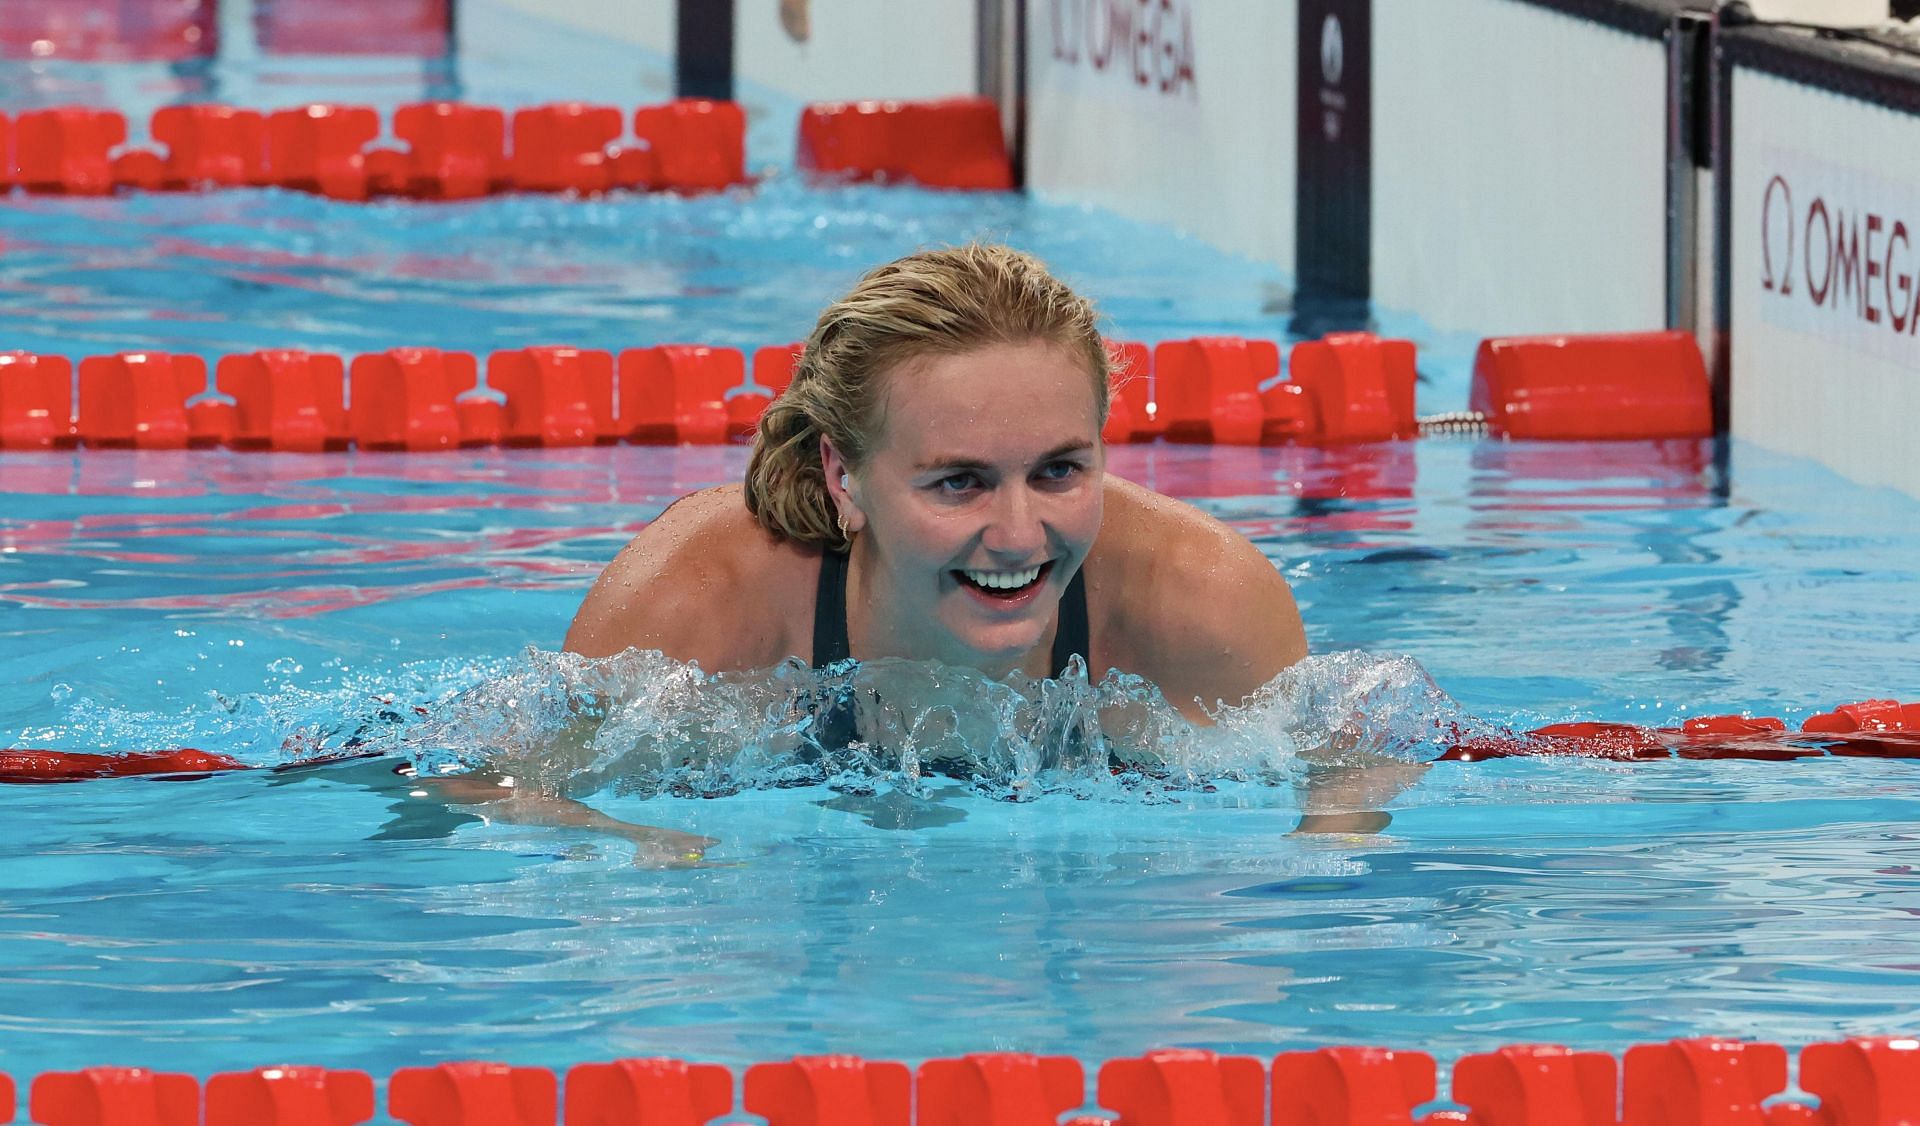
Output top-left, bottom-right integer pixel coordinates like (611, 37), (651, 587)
(798, 96), (1013, 190)
(0, 330), (1721, 451)
(0, 0), (218, 63)
(1470, 329), (1712, 440)
(10, 1040), (1919, 1124)
(4, 697), (1917, 788)
(0, 99), (748, 200)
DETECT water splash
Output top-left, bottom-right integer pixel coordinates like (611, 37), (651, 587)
(394, 647), (1481, 804)
(14, 647), (1484, 806)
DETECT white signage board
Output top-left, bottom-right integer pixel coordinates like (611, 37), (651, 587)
(1731, 69), (1920, 497)
(1024, 0), (1296, 273)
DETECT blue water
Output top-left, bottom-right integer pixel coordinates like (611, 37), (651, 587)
(5, 3), (1920, 1113)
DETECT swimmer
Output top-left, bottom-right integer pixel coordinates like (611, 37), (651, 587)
(566, 243), (1410, 832)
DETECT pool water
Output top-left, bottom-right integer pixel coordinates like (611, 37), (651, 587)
(5, 0), (1920, 1104)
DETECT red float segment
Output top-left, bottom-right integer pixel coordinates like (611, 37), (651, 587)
(1622, 1039), (1788, 1126)
(510, 104), (624, 194)
(726, 391), (773, 439)
(633, 99), (748, 192)
(563, 1058), (732, 1126)
(1153, 337), (1279, 445)
(1799, 1038), (1920, 1125)
(392, 103), (507, 200)
(896, 97), (1014, 190)
(204, 1067), (374, 1126)
(490, 347), (616, 447)
(753, 343), (804, 397)
(0, 352), (76, 449)
(1271, 1046), (1436, 1125)
(1103, 340), (1156, 444)
(217, 351), (350, 452)
(265, 105), (379, 201)
(150, 106), (269, 188)
(388, 1062), (556, 1126)
(797, 97), (1012, 190)
(0, 748), (248, 784)
(0, 1), (217, 63)
(255, 0), (451, 57)
(1681, 716), (1787, 737)
(14, 108), (128, 195)
(0, 114), (10, 190)
(1285, 333), (1419, 444)
(1451, 1045), (1617, 1126)
(1094, 1048), (1265, 1126)
(1802, 700), (1920, 734)
(916, 1053), (1083, 1126)
(111, 148), (167, 191)
(365, 148), (409, 196)
(1469, 330), (1712, 441)
(30, 1068), (199, 1126)
(618, 345), (745, 444)
(349, 349), (478, 451)
(188, 397), (238, 449)
(743, 1055), (912, 1126)
(77, 352), (205, 449)
(456, 394), (506, 448)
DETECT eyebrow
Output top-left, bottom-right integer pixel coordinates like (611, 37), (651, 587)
(913, 442), (1096, 473)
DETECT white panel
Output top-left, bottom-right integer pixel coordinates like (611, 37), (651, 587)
(1372, 0), (1668, 337)
(1024, 0), (1295, 272)
(735, 0), (978, 101)
(1730, 69), (1920, 498)
(465, 0), (675, 55)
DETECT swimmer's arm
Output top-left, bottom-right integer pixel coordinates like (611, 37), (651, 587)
(422, 774), (716, 866)
(1141, 530), (1420, 833)
(1144, 523), (1308, 726)
(1290, 752), (1429, 835)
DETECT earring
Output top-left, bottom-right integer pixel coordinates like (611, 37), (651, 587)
(836, 510), (850, 539)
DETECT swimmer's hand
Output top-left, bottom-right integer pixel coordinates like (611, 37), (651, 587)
(1290, 740), (1429, 836)
(422, 773), (717, 867)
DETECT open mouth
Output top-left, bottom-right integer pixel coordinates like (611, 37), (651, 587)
(954, 560), (1054, 600)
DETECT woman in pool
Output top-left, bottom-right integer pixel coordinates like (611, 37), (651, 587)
(557, 244), (1418, 834)
(564, 243), (1307, 720)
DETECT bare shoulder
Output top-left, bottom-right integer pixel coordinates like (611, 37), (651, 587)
(1087, 476), (1307, 714)
(563, 484), (814, 671)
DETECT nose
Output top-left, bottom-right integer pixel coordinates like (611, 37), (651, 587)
(980, 482), (1047, 559)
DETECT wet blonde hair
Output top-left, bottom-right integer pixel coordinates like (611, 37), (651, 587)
(744, 243), (1110, 551)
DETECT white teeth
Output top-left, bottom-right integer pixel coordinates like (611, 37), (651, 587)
(962, 565), (1042, 591)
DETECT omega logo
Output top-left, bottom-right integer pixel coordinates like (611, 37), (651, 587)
(1760, 170), (1920, 335)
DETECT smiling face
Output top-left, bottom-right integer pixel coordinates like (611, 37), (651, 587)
(825, 338), (1106, 675)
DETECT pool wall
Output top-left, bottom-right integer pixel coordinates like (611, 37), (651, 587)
(1721, 27), (1920, 499)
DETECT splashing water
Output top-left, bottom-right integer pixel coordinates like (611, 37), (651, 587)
(17, 647), (1482, 805)
(362, 648), (1478, 804)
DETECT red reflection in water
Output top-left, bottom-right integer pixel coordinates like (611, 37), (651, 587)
(0, 0), (215, 62)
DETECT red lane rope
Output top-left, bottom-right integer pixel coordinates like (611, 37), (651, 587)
(0, 331), (1714, 453)
(5, 700), (1915, 784)
(12, 1038), (1920, 1124)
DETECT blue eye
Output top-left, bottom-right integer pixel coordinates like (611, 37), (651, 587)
(1037, 460), (1082, 483)
(936, 472), (982, 495)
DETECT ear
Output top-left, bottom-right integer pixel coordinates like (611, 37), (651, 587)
(818, 437), (867, 535)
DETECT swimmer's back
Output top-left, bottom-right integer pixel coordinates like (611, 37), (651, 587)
(564, 484), (819, 671)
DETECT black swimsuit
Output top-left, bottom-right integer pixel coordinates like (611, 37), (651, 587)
(807, 550), (1090, 752)
(811, 550), (1089, 673)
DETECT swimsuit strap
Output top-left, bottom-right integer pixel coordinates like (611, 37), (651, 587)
(813, 548), (1090, 677)
(1050, 565), (1090, 678)
(812, 547), (852, 667)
